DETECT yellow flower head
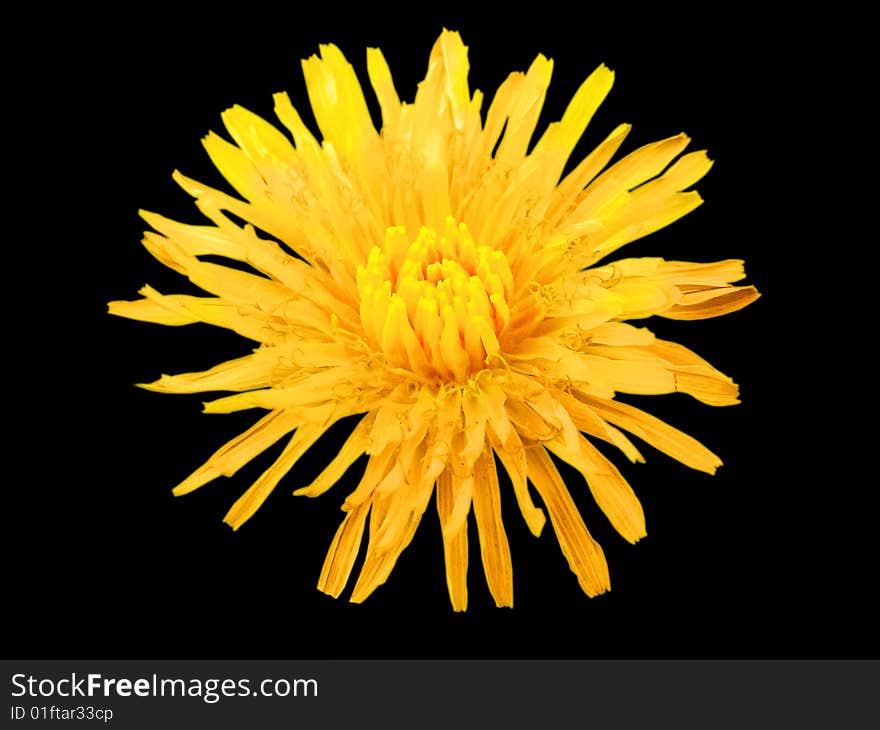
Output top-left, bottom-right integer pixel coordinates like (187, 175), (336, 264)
(109, 30), (759, 610)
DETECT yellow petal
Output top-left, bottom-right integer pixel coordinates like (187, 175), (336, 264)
(436, 467), (470, 611)
(366, 46), (401, 129)
(575, 133), (692, 214)
(545, 434), (646, 544)
(541, 122), (631, 238)
(294, 414), (375, 497)
(341, 445), (397, 511)
(107, 295), (198, 326)
(579, 393), (722, 474)
(172, 410), (299, 496)
(491, 428), (546, 537)
(349, 453), (438, 603)
(301, 43), (377, 161)
(552, 388), (644, 463)
(662, 286), (761, 319)
(202, 131), (265, 204)
(140, 352), (276, 395)
(461, 388), (489, 465)
(589, 322), (656, 347)
(317, 500), (370, 598)
(202, 366), (380, 414)
(582, 192), (704, 263)
(494, 54), (553, 167)
(139, 209), (242, 259)
(141, 233), (293, 312)
(531, 64), (615, 185)
(439, 29), (471, 131)
(525, 446), (610, 597)
(224, 423), (325, 530)
(221, 104), (298, 180)
(472, 447), (514, 607)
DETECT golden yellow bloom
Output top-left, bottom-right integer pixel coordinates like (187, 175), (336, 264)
(109, 30), (758, 610)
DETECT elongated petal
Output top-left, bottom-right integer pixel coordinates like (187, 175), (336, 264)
(173, 410), (300, 496)
(531, 64), (615, 187)
(116, 286), (273, 342)
(552, 388), (644, 463)
(490, 427), (547, 537)
(579, 393), (722, 474)
(545, 434), (646, 544)
(294, 414), (375, 497)
(574, 133), (692, 214)
(662, 286), (760, 319)
(494, 54), (553, 167)
(367, 47), (401, 129)
(439, 30), (471, 131)
(107, 296), (198, 326)
(525, 446), (610, 597)
(302, 43), (378, 162)
(341, 445), (397, 511)
(140, 352), (277, 395)
(349, 461), (437, 603)
(317, 501), (370, 598)
(224, 423), (326, 530)
(436, 468), (470, 611)
(472, 447), (514, 607)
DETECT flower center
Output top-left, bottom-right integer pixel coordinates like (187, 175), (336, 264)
(356, 217), (513, 382)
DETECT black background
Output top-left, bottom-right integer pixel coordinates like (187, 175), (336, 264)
(9, 6), (873, 659)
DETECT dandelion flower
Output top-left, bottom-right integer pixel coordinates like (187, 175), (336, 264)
(109, 30), (759, 610)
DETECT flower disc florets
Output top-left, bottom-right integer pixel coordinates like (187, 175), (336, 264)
(357, 217), (528, 383)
